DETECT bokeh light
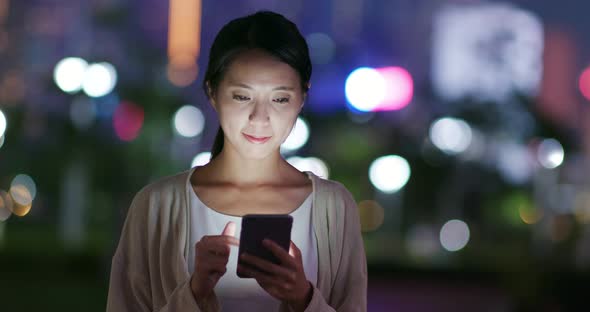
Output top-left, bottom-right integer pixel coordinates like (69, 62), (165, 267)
(432, 4), (543, 101)
(406, 223), (440, 258)
(11, 202), (32, 217)
(191, 151), (212, 168)
(53, 57), (88, 93)
(113, 101), (144, 141)
(496, 143), (533, 185)
(0, 108), (6, 137)
(10, 174), (36, 206)
(167, 63), (199, 87)
(357, 200), (385, 232)
(369, 155), (411, 193)
(286, 156), (329, 179)
(537, 138), (564, 169)
(440, 219), (470, 252)
(82, 62), (118, 97)
(173, 105), (205, 138)
(0, 190), (12, 222)
(306, 32), (335, 65)
(95, 93), (120, 118)
(374, 66), (413, 111)
(579, 66), (590, 101)
(519, 205), (544, 225)
(429, 117), (473, 155)
(70, 97), (97, 130)
(345, 67), (385, 112)
(281, 117), (310, 152)
(167, 0), (201, 86)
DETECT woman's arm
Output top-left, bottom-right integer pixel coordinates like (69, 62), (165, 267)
(107, 253), (209, 312)
(303, 185), (368, 312)
(105, 189), (219, 312)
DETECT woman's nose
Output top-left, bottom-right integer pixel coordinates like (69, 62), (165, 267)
(248, 101), (270, 124)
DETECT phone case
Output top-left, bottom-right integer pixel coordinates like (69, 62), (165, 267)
(237, 214), (293, 278)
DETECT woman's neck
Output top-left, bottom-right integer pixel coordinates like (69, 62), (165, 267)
(201, 150), (291, 188)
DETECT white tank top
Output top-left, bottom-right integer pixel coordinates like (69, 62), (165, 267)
(187, 186), (318, 310)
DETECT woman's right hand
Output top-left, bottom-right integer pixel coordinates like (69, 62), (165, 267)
(190, 221), (239, 302)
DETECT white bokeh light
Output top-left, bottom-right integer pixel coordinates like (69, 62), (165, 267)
(82, 62), (118, 97)
(496, 142), (533, 185)
(369, 155), (411, 193)
(440, 219), (470, 252)
(537, 138), (564, 169)
(173, 105), (205, 138)
(281, 117), (310, 152)
(429, 117), (473, 155)
(432, 4), (544, 101)
(54, 57), (88, 93)
(0, 109), (6, 138)
(191, 152), (212, 168)
(10, 174), (37, 206)
(287, 156), (330, 179)
(345, 67), (386, 112)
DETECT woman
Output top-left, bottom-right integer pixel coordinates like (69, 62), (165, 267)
(106, 11), (367, 312)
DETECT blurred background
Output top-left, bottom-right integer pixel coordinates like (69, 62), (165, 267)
(1, 0), (589, 311)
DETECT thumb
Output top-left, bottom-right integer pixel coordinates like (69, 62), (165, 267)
(221, 221), (236, 237)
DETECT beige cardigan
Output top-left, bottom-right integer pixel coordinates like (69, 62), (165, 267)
(106, 168), (367, 311)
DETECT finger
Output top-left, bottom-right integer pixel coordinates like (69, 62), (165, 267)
(238, 265), (293, 299)
(198, 255), (229, 269)
(201, 261), (228, 275)
(221, 221), (236, 237)
(198, 241), (231, 257)
(237, 265), (275, 285)
(288, 240), (301, 258)
(240, 253), (294, 279)
(215, 234), (239, 247)
(200, 236), (239, 253)
(263, 239), (295, 267)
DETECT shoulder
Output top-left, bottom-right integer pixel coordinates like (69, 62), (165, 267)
(134, 170), (190, 200)
(125, 169), (192, 219)
(308, 172), (355, 203)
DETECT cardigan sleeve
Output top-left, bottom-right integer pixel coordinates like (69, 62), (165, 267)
(303, 184), (368, 312)
(105, 188), (219, 312)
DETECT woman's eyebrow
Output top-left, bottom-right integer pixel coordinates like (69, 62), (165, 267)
(228, 82), (295, 91)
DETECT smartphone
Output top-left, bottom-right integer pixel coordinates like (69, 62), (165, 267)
(237, 214), (293, 278)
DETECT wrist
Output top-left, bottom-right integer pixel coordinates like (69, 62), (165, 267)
(190, 275), (206, 303)
(289, 281), (313, 312)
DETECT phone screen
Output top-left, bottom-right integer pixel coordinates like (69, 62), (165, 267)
(237, 214), (293, 278)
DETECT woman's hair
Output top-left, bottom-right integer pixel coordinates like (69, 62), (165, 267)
(203, 11), (312, 160)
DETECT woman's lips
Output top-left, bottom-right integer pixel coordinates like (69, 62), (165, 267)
(243, 133), (271, 144)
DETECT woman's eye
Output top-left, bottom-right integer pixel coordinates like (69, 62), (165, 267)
(273, 97), (289, 104)
(233, 95), (250, 101)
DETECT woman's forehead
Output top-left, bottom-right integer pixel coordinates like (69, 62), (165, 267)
(222, 50), (300, 88)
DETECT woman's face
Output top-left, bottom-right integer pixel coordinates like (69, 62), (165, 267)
(210, 49), (305, 160)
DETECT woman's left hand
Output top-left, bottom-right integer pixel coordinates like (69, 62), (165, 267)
(238, 239), (313, 312)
